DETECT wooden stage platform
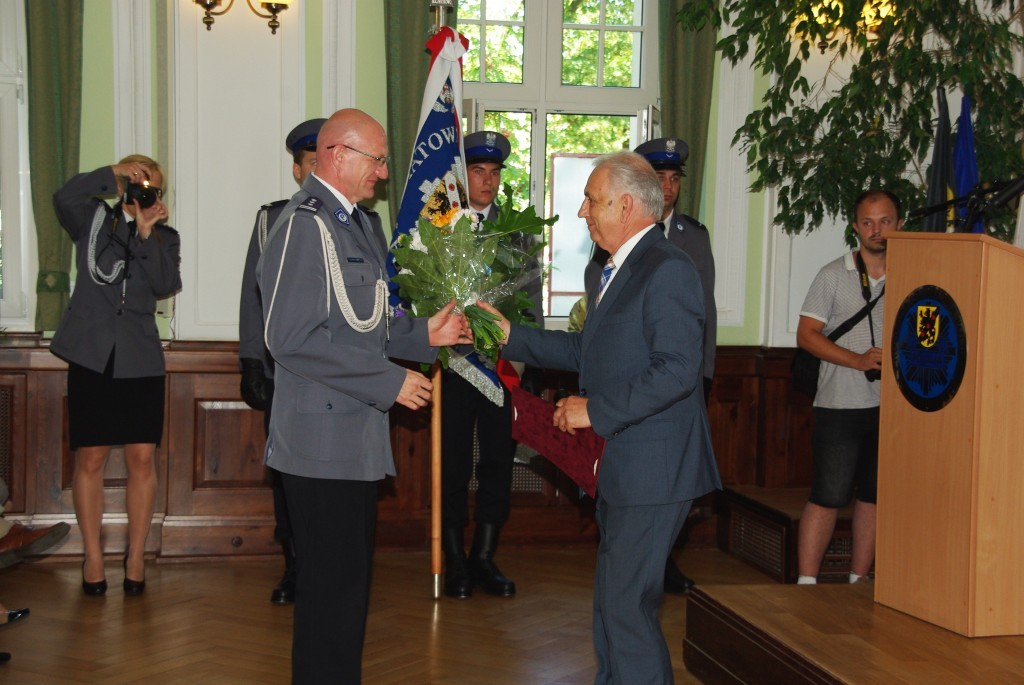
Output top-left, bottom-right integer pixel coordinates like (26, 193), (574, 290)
(683, 581), (1024, 684)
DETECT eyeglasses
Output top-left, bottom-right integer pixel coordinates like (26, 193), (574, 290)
(326, 143), (391, 167)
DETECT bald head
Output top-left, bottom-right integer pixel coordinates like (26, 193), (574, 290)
(315, 108), (390, 204)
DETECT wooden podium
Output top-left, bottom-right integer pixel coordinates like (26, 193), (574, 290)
(876, 232), (1024, 637)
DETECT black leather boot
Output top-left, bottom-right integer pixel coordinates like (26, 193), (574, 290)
(443, 527), (474, 598)
(271, 538), (296, 604)
(469, 523), (516, 597)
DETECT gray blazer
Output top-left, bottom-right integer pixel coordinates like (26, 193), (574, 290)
(587, 212), (715, 380)
(50, 167), (182, 377)
(506, 228), (721, 506)
(256, 175), (438, 481)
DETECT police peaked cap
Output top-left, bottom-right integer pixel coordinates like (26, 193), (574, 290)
(634, 137), (690, 172)
(464, 130), (511, 167)
(285, 118), (327, 154)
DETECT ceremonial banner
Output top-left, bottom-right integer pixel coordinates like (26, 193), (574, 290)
(390, 25), (469, 289)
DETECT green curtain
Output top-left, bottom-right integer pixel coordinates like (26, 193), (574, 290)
(383, 1), (440, 222)
(25, 0), (83, 331)
(659, 0), (717, 219)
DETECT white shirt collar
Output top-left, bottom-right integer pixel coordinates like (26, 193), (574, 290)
(608, 224), (657, 271)
(311, 172), (356, 214)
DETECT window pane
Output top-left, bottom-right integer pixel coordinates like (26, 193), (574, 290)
(482, 111), (532, 209)
(460, 23), (482, 82)
(603, 30), (640, 87)
(545, 113), (634, 316)
(561, 28), (599, 86)
(605, 0), (642, 26)
(486, 0), (524, 22)
(485, 24), (524, 84)
(459, 0), (482, 20)
(563, 0), (601, 25)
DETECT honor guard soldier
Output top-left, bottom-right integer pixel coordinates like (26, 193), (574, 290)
(440, 130), (544, 598)
(238, 117), (325, 604)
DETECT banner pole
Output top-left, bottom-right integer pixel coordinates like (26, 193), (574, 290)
(431, 362), (443, 599)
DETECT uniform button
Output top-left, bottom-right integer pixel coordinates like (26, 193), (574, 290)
(326, 402), (333, 410)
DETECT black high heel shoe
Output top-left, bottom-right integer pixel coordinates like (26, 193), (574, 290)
(0, 608), (29, 626)
(123, 553), (145, 596)
(82, 561), (108, 596)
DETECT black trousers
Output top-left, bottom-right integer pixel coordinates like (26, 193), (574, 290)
(262, 379), (293, 543)
(440, 371), (515, 530)
(281, 473), (378, 685)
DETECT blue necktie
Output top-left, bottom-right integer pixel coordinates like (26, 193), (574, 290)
(595, 257), (615, 307)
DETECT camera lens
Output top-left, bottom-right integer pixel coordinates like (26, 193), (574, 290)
(127, 182), (158, 209)
(864, 369), (881, 382)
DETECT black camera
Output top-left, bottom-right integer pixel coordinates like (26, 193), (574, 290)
(864, 369), (881, 382)
(124, 181), (160, 209)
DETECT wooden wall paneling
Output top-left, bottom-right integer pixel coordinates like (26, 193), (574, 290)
(0, 340), (823, 556)
(0, 371), (27, 513)
(707, 348), (761, 486)
(758, 349), (814, 489)
(163, 370), (275, 558)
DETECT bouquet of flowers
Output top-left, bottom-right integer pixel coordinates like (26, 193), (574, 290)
(391, 174), (554, 368)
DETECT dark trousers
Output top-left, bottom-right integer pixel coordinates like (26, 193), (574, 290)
(281, 473), (378, 685)
(440, 371), (515, 530)
(262, 379), (293, 543)
(593, 497), (692, 685)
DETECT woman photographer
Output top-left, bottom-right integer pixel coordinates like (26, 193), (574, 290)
(50, 155), (182, 596)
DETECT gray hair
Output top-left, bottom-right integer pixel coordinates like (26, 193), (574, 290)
(595, 151), (663, 220)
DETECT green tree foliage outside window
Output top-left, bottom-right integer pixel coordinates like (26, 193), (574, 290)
(677, 1), (1024, 241)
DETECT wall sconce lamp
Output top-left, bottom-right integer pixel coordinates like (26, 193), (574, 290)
(809, 0), (894, 54)
(194, 0), (292, 35)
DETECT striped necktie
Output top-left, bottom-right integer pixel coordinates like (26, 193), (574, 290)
(595, 257), (615, 307)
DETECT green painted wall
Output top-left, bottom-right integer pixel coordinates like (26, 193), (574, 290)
(79, 1), (115, 171)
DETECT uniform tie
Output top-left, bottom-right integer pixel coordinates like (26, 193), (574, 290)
(595, 257), (615, 307)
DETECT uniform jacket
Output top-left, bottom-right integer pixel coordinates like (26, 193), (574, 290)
(50, 167), (182, 377)
(506, 228), (721, 506)
(238, 199), (287, 378)
(588, 211), (716, 380)
(256, 174), (437, 481)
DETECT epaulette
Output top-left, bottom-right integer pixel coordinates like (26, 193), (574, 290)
(676, 213), (708, 233)
(296, 196), (323, 213)
(261, 199), (289, 210)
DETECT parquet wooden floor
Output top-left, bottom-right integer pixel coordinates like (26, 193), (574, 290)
(0, 547), (769, 684)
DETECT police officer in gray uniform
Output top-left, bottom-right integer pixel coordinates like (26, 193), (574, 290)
(586, 137), (717, 594)
(238, 117), (324, 604)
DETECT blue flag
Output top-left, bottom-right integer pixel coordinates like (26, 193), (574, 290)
(389, 26), (468, 300)
(953, 95), (983, 233)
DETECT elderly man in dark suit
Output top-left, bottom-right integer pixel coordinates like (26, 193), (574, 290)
(586, 137), (717, 595)
(256, 108), (470, 684)
(480, 151), (721, 684)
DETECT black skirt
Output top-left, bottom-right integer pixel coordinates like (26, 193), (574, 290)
(67, 353), (165, 449)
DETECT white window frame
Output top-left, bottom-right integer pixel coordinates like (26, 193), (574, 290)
(0, 0), (35, 331)
(462, 0), (659, 318)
